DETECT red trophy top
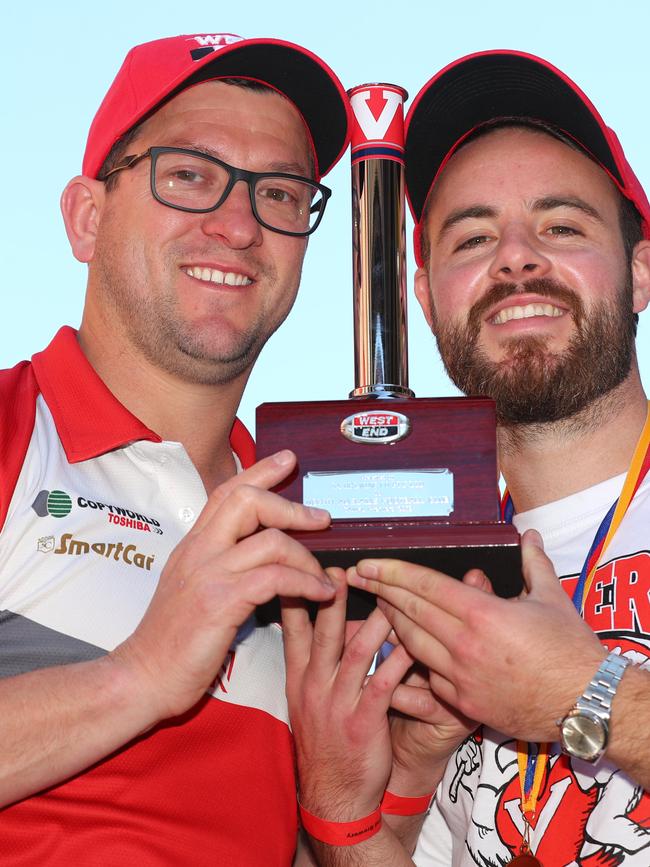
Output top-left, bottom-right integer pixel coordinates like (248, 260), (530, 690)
(348, 84), (407, 165)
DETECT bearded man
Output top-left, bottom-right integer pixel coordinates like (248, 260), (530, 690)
(284, 52), (650, 867)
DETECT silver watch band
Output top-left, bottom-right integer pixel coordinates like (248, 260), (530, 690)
(578, 652), (630, 719)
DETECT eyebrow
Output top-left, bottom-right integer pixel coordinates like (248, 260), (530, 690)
(437, 206), (497, 242)
(531, 195), (604, 222)
(436, 195), (604, 244)
(159, 141), (310, 176)
(266, 160), (312, 176)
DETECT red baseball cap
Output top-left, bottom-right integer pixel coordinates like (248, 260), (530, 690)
(405, 50), (650, 264)
(83, 33), (352, 180)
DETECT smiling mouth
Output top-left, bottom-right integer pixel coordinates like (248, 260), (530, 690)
(490, 303), (565, 325)
(182, 266), (253, 286)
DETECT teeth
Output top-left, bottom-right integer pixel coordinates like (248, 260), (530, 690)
(183, 266), (252, 286)
(492, 303), (563, 325)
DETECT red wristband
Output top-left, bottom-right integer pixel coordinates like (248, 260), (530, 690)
(298, 802), (382, 846)
(381, 789), (434, 816)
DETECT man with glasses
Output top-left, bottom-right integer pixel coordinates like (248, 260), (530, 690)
(0, 33), (349, 864)
(102, 146), (330, 236)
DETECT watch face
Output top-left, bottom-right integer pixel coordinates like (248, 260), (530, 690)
(561, 710), (607, 762)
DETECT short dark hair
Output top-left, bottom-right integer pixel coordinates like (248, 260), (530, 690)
(419, 118), (644, 268)
(99, 121), (145, 190)
(98, 78), (286, 190)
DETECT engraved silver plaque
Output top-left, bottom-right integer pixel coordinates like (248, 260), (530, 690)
(340, 410), (410, 444)
(303, 469), (454, 519)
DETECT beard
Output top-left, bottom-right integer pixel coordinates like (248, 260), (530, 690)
(433, 276), (636, 425)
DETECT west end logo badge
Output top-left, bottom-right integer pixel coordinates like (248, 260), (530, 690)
(340, 410), (410, 444)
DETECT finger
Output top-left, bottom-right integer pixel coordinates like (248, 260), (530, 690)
(462, 569), (494, 594)
(359, 643), (413, 715)
(375, 599), (455, 681)
(334, 608), (394, 700)
(344, 620), (365, 643)
(400, 663), (429, 688)
(194, 453), (331, 541)
(242, 562), (336, 607)
(427, 668), (461, 712)
(218, 526), (330, 584)
(203, 485), (331, 548)
(390, 682), (440, 719)
(307, 569), (349, 680)
(193, 450), (298, 531)
(281, 596), (314, 685)
(344, 615), (396, 646)
(348, 559), (478, 621)
(348, 566), (463, 650)
(521, 528), (559, 598)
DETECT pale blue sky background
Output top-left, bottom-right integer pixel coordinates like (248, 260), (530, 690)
(4, 1), (650, 434)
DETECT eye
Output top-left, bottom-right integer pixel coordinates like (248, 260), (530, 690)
(257, 182), (304, 205)
(261, 187), (293, 203)
(172, 168), (204, 183)
(455, 235), (490, 252)
(547, 224), (581, 237)
(158, 165), (209, 189)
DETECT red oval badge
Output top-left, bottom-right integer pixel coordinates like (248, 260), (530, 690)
(340, 410), (410, 444)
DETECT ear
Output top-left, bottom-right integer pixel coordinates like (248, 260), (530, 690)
(414, 265), (435, 332)
(631, 240), (650, 314)
(60, 177), (106, 264)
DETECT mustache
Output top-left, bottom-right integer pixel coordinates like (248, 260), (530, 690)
(467, 278), (584, 333)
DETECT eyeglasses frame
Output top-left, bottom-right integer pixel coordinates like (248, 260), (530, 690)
(101, 146), (332, 237)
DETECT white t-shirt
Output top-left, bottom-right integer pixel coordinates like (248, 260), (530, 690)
(415, 473), (650, 866)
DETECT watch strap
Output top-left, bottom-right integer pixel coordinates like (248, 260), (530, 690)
(577, 651), (630, 720)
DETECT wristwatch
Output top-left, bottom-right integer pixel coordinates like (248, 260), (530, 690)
(558, 651), (630, 763)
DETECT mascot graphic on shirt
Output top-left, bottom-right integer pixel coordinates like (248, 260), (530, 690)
(445, 553), (650, 866)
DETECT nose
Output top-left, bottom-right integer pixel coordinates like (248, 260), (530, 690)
(199, 179), (262, 249)
(487, 223), (551, 283)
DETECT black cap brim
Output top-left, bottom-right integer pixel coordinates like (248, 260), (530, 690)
(173, 41), (351, 178)
(405, 51), (622, 222)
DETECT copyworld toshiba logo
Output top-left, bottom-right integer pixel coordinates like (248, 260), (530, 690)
(31, 490), (163, 535)
(32, 489), (72, 518)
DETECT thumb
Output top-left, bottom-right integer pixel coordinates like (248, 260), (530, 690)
(521, 528), (558, 596)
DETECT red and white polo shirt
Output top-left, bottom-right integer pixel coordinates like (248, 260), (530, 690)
(0, 327), (297, 865)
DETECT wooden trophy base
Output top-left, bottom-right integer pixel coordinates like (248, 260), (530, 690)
(255, 396), (522, 622)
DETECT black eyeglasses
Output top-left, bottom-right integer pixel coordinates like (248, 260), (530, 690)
(102, 146), (332, 237)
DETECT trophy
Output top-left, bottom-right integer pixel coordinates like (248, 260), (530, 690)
(255, 84), (521, 622)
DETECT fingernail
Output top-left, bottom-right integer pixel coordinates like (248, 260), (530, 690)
(346, 567), (366, 588)
(273, 449), (294, 466)
(525, 528), (544, 549)
(308, 506), (330, 520)
(357, 561), (379, 578)
(320, 572), (335, 590)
